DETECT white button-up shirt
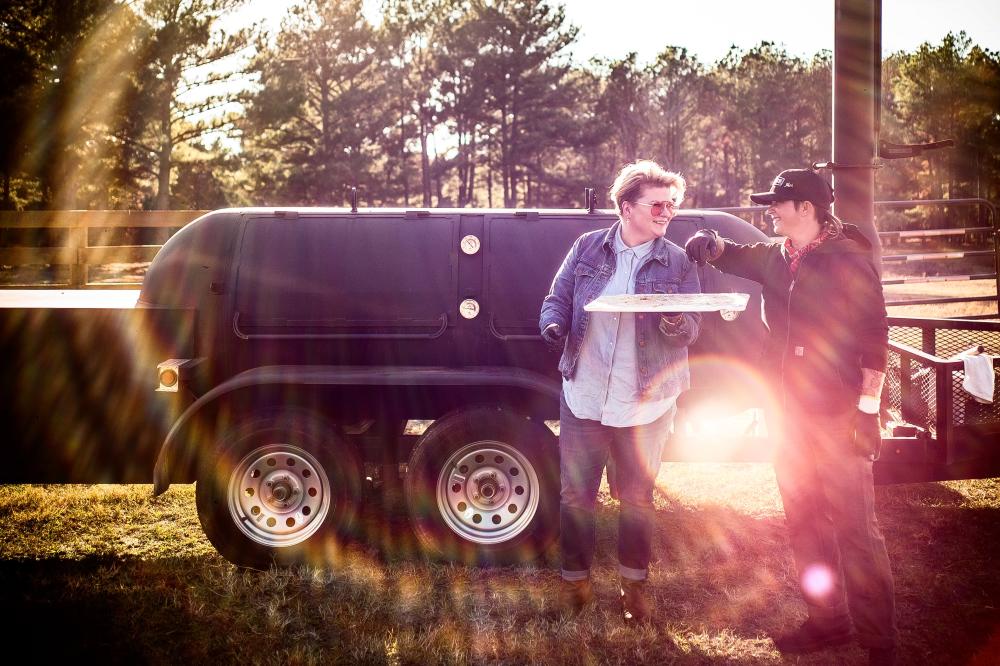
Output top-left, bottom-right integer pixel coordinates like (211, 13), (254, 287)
(563, 228), (678, 427)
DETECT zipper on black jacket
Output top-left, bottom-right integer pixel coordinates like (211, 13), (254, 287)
(781, 276), (795, 412)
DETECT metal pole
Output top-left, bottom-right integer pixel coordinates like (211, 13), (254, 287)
(833, 0), (882, 270)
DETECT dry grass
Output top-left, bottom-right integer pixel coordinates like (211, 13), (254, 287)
(1, 250), (997, 663)
(3, 469), (999, 664)
(884, 279), (998, 319)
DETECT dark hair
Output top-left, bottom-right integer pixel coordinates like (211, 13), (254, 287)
(793, 200), (844, 235)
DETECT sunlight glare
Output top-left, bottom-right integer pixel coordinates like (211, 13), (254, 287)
(801, 563), (835, 601)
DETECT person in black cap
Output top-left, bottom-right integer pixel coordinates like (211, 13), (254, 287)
(685, 168), (897, 666)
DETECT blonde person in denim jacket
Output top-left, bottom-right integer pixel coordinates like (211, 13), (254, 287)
(539, 160), (701, 623)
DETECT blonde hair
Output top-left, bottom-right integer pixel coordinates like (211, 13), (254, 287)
(609, 160), (686, 216)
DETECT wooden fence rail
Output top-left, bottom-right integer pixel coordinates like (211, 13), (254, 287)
(0, 210), (208, 288)
(1, 206), (998, 307)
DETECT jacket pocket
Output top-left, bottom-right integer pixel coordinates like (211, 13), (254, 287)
(651, 279), (680, 294)
(785, 346), (850, 410)
(574, 261), (599, 278)
(573, 262), (601, 308)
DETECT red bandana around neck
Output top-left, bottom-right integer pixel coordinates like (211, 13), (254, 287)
(783, 228), (836, 277)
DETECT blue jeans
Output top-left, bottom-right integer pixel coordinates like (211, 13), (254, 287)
(774, 407), (898, 649)
(559, 392), (674, 582)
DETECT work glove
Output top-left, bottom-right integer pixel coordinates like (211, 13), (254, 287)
(658, 313), (686, 336)
(685, 229), (724, 265)
(541, 323), (566, 353)
(853, 409), (882, 460)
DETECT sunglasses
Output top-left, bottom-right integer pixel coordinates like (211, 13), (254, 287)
(631, 200), (678, 216)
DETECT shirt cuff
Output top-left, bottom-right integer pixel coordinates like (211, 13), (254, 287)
(858, 395), (880, 414)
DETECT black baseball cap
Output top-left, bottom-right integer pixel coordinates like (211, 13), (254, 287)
(750, 169), (834, 207)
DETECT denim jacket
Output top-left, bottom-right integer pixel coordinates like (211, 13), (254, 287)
(539, 222), (702, 401)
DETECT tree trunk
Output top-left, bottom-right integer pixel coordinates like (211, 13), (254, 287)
(420, 115), (432, 207)
(400, 107), (409, 206)
(457, 117), (469, 207)
(499, 99), (512, 207)
(154, 83), (173, 210)
(509, 88), (520, 207)
(467, 130), (477, 206)
(487, 137), (494, 208)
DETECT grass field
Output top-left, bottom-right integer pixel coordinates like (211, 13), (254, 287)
(2, 469), (999, 664)
(1, 251), (997, 663)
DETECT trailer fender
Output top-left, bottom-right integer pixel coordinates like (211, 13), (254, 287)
(152, 365), (560, 495)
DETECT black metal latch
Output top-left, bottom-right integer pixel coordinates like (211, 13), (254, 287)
(813, 139), (954, 170)
(878, 139), (954, 160)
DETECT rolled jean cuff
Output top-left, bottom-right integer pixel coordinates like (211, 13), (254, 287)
(561, 569), (590, 582)
(619, 564), (647, 581)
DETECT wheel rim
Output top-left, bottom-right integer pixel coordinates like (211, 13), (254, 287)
(436, 440), (540, 545)
(227, 443), (332, 548)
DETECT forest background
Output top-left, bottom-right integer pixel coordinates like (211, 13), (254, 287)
(1, 0), (998, 219)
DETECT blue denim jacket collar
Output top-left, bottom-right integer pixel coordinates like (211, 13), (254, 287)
(541, 222), (699, 401)
(600, 221), (672, 269)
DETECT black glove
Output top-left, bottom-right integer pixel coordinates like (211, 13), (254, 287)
(541, 323), (566, 352)
(853, 410), (882, 460)
(685, 229), (724, 265)
(659, 313), (686, 336)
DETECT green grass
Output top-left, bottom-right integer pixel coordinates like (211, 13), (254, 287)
(3, 470), (999, 664)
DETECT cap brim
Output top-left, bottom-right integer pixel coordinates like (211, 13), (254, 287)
(749, 192), (777, 204)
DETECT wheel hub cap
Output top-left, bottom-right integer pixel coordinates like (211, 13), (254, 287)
(436, 440), (540, 545)
(227, 444), (332, 548)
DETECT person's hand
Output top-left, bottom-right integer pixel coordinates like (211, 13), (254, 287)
(853, 409), (882, 460)
(541, 323), (566, 352)
(659, 314), (685, 336)
(685, 229), (724, 265)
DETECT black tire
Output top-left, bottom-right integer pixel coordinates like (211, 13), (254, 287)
(195, 408), (362, 569)
(404, 407), (559, 565)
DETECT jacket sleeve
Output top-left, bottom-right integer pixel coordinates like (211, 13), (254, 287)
(660, 253), (702, 347)
(712, 240), (779, 284)
(539, 235), (581, 333)
(844, 253), (889, 373)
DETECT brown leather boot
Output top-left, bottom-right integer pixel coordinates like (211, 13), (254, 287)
(620, 578), (654, 624)
(559, 578), (593, 617)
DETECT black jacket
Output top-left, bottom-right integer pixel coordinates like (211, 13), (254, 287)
(712, 224), (888, 413)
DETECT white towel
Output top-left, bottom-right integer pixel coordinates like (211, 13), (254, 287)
(961, 354), (995, 404)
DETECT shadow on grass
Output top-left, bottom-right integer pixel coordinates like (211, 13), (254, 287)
(2, 480), (999, 664)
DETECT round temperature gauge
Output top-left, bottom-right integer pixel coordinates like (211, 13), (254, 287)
(460, 235), (481, 255)
(459, 298), (480, 319)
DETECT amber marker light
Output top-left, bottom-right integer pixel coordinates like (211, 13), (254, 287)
(160, 368), (178, 388)
(156, 358), (203, 393)
(157, 361), (181, 392)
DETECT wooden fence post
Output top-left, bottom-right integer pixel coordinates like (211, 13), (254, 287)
(69, 221), (87, 288)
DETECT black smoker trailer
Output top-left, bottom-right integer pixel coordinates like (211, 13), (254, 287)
(1, 207), (997, 569)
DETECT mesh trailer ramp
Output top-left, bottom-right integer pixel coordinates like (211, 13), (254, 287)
(879, 316), (1000, 483)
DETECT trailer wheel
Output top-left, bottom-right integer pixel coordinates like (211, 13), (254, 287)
(405, 407), (558, 565)
(195, 409), (361, 569)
